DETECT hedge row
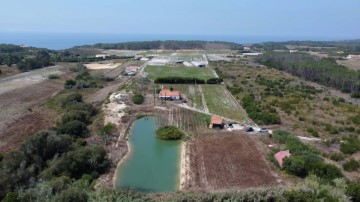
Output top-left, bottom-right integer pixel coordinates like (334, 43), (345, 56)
(154, 77), (223, 84)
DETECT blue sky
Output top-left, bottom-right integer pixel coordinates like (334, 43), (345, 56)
(1, 0), (360, 39)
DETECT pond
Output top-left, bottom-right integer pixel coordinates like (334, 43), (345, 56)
(115, 117), (181, 193)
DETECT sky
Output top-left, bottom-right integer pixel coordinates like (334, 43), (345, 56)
(1, 0), (360, 40)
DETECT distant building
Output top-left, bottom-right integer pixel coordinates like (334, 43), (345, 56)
(125, 66), (139, 75)
(289, 50), (298, 53)
(347, 55), (360, 60)
(134, 55), (143, 60)
(274, 150), (291, 167)
(159, 89), (181, 100)
(140, 57), (150, 61)
(209, 116), (224, 129)
(244, 46), (252, 51)
(95, 54), (110, 59)
(243, 53), (263, 56)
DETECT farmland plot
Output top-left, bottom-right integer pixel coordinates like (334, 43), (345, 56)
(202, 85), (245, 122)
(188, 133), (281, 190)
(164, 84), (204, 110)
(148, 53), (208, 66)
(145, 66), (216, 80)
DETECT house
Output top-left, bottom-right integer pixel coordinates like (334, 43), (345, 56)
(209, 116), (224, 129)
(274, 150), (291, 167)
(347, 55), (360, 60)
(289, 50), (298, 53)
(159, 89), (181, 100)
(244, 46), (252, 51)
(243, 53), (263, 56)
(125, 66), (139, 76)
(95, 54), (110, 59)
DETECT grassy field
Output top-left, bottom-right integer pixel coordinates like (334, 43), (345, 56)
(167, 84), (204, 110)
(202, 85), (245, 121)
(145, 65), (216, 80)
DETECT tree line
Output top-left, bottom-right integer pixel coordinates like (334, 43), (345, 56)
(85, 40), (243, 50)
(256, 52), (360, 94)
(154, 77), (223, 84)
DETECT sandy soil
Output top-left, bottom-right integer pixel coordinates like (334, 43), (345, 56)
(0, 65), (63, 94)
(186, 132), (282, 191)
(180, 142), (191, 190)
(84, 62), (122, 70)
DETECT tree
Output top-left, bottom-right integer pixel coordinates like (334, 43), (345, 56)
(132, 93), (144, 105)
(156, 125), (184, 140)
(57, 120), (89, 138)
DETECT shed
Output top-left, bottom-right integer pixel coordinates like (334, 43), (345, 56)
(210, 116), (224, 129)
(274, 150), (291, 167)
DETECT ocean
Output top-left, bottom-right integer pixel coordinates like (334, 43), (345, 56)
(0, 32), (342, 50)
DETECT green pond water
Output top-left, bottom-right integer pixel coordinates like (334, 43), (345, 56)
(115, 117), (181, 193)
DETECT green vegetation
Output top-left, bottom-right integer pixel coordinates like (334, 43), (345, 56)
(343, 159), (360, 172)
(0, 94), (109, 200)
(272, 130), (343, 181)
(132, 93), (145, 104)
(48, 73), (60, 79)
(88, 40), (242, 50)
(257, 52), (360, 94)
(242, 94), (281, 125)
(156, 125), (185, 140)
(202, 85), (245, 121)
(64, 64), (100, 89)
(340, 136), (360, 154)
(100, 123), (115, 136)
(17, 50), (52, 71)
(145, 65), (216, 81)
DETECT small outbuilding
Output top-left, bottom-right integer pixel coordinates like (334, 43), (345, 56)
(209, 116), (224, 129)
(274, 150), (291, 168)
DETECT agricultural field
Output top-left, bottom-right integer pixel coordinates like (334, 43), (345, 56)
(202, 85), (245, 122)
(337, 59), (360, 70)
(145, 65), (217, 80)
(164, 84), (204, 110)
(188, 132), (281, 190)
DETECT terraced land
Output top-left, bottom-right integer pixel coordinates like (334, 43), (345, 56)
(145, 66), (217, 80)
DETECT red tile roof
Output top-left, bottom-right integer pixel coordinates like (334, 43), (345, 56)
(159, 89), (180, 97)
(274, 150), (291, 167)
(210, 116), (223, 125)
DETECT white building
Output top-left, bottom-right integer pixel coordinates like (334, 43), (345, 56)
(95, 54), (110, 59)
(347, 55), (360, 60)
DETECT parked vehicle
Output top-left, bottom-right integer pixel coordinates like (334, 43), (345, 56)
(245, 127), (254, 132)
(259, 128), (268, 133)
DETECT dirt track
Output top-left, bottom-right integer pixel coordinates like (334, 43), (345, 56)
(188, 133), (281, 191)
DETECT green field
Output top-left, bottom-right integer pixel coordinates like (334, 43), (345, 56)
(202, 85), (245, 122)
(145, 65), (216, 80)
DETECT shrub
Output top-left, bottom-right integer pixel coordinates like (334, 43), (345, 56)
(57, 120), (89, 138)
(206, 78), (223, 84)
(352, 115), (360, 125)
(100, 123), (115, 136)
(64, 79), (76, 89)
(154, 76), (206, 84)
(329, 153), (345, 162)
(56, 188), (88, 202)
(48, 74), (59, 79)
(343, 159), (360, 172)
(156, 125), (184, 140)
(61, 110), (91, 124)
(307, 128), (319, 137)
(132, 93), (144, 105)
(340, 136), (360, 154)
(351, 92), (360, 98)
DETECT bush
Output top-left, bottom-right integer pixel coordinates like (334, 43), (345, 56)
(351, 92), (360, 98)
(100, 123), (115, 136)
(48, 74), (59, 79)
(340, 136), (360, 154)
(64, 79), (76, 89)
(352, 115), (360, 125)
(132, 93), (144, 105)
(343, 159), (360, 172)
(57, 120), (89, 137)
(61, 110), (91, 124)
(56, 188), (88, 202)
(329, 153), (345, 162)
(156, 125), (184, 140)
